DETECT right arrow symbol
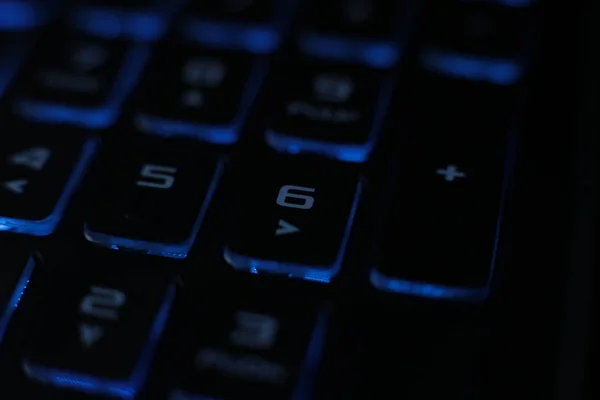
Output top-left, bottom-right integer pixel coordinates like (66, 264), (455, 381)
(2, 179), (28, 194)
(275, 219), (300, 236)
(79, 323), (105, 349)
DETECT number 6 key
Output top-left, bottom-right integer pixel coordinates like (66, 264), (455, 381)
(223, 156), (362, 283)
(84, 137), (223, 259)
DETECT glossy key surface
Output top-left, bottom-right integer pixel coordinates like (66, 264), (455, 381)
(84, 137), (223, 258)
(224, 156), (362, 282)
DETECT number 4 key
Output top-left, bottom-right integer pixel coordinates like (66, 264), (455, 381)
(223, 156), (362, 283)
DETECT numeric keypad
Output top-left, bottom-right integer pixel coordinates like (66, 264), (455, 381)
(84, 137), (223, 259)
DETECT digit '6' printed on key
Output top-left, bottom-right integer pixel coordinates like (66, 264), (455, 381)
(224, 156), (362, 283)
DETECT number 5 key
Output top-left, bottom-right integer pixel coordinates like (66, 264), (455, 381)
(84, 137), (223, 259)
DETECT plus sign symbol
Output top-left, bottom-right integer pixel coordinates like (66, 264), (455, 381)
(436, 164), (466, 182)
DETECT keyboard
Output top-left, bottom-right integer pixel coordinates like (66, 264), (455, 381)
(0, 1), (593, 399)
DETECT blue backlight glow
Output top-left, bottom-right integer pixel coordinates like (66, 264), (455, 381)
(297, 0), (420, 68)
(0, 138), (99, 236)
(297, 34), (399, 69)
(84, 160), (224, 259)
(0, 1), (56, 30)
(0, 256), (35, 344)
(70, 0), (185, 41)
(265, 78), (395, 163)
(370, 129), (519, 302)
(421, 49), (522, 86)
(182, 0), (300, 54)
(22, 283), (175, 399)
(135, 59), (269, 144)
(224, 179), (362, 282)
(15, 43), (151, 129)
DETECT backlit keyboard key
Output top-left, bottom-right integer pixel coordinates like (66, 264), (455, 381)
(370, 73), (518, 302)
(224, 156), (361, 282)
(182, 0), (300, 53)
(419, 1), (536, 85)
(0, 130), (98, 236)
(134, 44), (267, 144)
(70, 0), (185, 41)
(265, 58), (393, 163)
(13, 33), (150, 129)
(0, 246), (34, 345)
(84, 137), (223, 259)
(297, 0), (418, 68)
(169, 290), (328, 400)
(21, 256), (175, 398)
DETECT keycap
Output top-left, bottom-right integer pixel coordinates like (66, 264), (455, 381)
(370, 73), (518, 302)
(419, 1), (536, 85)
(0, 32), (34, 98)
(181, 0), (299, 53)
(21, 256), (175, 398)
(13, 32), (150, 129)
(84, 137), (223, 259)
(265, 59), (393, 163)
(70, 0), (185, 41)
(224, 157), (361, 282)
(134, 44), (267, 144)
(297, 0), (417, 68)
(0, 130), (98, 236)
(0, 0), (58, 30)
(169, 290), (329, 400)
(0, 246), (35, 345)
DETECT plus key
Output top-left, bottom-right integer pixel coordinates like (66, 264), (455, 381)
(224, 156), (362, 283)
(370, 73), (516, 302)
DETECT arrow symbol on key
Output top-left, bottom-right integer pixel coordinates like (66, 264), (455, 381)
(2, 179), (28, 194)
(276, 219), (299, 236)
(79, 323), (105, 349)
